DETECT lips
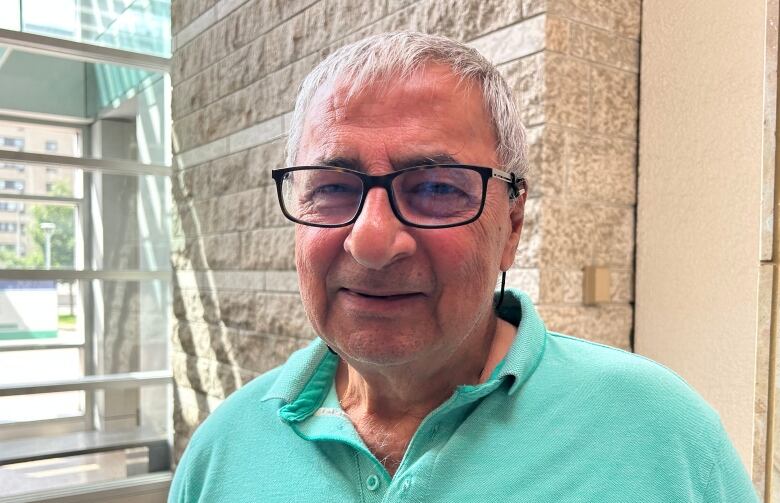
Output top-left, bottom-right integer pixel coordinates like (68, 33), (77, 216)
(341, 288), (423, 300)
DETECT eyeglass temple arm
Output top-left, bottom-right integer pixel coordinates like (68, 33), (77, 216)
(491, 170), (526, 199)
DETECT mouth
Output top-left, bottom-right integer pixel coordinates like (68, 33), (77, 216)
(340, 288), (424, 301)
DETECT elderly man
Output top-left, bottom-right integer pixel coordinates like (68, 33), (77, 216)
(169, 32), (758, 502)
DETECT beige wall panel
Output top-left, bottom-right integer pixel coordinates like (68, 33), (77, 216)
(635, 0), (766, 470)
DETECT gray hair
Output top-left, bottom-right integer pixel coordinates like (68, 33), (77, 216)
(285, 31), (529, 179)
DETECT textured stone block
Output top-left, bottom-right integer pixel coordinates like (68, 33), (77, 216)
(207, 150), (250, 199)
(525, 125), (565, 197)
(173, 65), (222, 120)
(379, 1), (426, 32)
(212, 189), (265, 232)
(609, 268), (633, 303)
(217, 0), (250, 19)
(174, 318), (310, 371)
(422, 0), (523, 43)
(564, 131), (636, 205)
(180, 199), (214, 235)
(228, 116), (285, 154)
(504, 268), (540, 302)
(202, 232), (241, 269)
(247, 138), (287, 187)
(537, 303), (632, 350)
(174, 136), (228, 169)
(240, 227), (296, 270)
(174, 287), (219, 324)
(290, 0), (386, 59)
(545, 15), (569, 53)
(256, 293), (317, 338)
(569, 21), (639, 72)
(173, 0), (219, 35)
(173, 384), (223, 441)
(469, 14), (545, 65)
(500, 52), (544, 127)
(172, 350), (258, 399)
(515, 197), (541, 267)
(522, 0), (546, 18)
(174, 168), (195, 199)
(548, 0), (616, 33)
(609, 0), (641, 39)
(263, 185), (289, 227)
(538, 199), (595, 268)
(591, 205), (634, 266)
(265, 270), (300, 292)
(545, 52), (590, 129)
(176, 6), (217, 49)
(216, 290), (257, 329)
(753, 264), (772, 492)
(217, 41), (256, 99)
(388, 0), (418, 11)
(234, 331), (311, 372)
(226, 0), (271, 49)
(539, 267), (631, 304)
(176, 20), (230, 83)
(590, 66), (638, 138)
(539, 268), (582, 304)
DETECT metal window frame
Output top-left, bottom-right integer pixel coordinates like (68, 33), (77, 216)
(0, 149), (171, 178)
(0, 371), (172, 397)
(0, 28), (170, 73)
(0, 19), (174, 492)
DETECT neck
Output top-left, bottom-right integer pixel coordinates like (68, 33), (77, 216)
(335, 315), (516, 421)
(333, 315), (517, 476)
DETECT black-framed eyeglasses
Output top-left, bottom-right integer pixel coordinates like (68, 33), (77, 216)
(271, 164), (525, 229)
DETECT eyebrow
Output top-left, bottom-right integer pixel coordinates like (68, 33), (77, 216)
(313, 153), (460, 171)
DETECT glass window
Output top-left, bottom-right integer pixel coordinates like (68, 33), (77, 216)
(3, 0), (171, 57)
(1, 137), (24, 150)
(0, 0), (172, 497)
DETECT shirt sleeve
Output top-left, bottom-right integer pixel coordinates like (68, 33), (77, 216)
(167, 455), (191, 503)
(703, 432), (760, 503)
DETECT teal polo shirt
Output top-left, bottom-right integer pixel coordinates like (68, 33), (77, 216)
(169, 289), (759, 502)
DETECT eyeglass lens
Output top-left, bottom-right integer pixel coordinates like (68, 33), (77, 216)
(280, 167), (485, 226)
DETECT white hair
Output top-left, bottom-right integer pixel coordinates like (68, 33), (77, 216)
(285, 31), (529, 179)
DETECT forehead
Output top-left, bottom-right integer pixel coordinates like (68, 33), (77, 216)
(296, 64), (498, 167)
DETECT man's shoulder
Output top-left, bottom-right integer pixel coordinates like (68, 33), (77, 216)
(181, 366), (283, 451)
(181, 338), (325, 451)
(539, 331), (721, 428)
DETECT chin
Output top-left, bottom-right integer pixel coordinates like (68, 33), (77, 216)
(329, 330), (431, 367)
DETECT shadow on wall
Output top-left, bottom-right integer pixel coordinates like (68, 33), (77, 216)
(170, 159), (311, 455)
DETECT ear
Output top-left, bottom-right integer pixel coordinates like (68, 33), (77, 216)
(499, 189), (526, 272)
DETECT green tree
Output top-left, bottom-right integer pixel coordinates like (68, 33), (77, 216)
(0, 181), (74, 269)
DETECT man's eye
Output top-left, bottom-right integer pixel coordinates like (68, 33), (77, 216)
(410, 182), (463, 196)
(312, 184), (359, 195)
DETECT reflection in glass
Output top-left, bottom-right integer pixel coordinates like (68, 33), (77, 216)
(6, 0), (171, 57)
(0, 120), (82, 158)
(0, 203), (76, 270)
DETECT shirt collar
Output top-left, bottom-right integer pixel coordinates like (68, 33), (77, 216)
(262, 288), (547, 410)
(494, 288), (548, 394)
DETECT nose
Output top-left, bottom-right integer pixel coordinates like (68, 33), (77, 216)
(344, 187), (417, 270)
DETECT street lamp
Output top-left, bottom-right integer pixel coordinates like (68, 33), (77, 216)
(40, 222), (55, 270)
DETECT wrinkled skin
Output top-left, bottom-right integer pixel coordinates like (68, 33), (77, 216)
(294, 64), (525, 376)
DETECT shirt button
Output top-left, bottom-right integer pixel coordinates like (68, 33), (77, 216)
(401, 478), (412, 492)
(366, 474), (380, 491)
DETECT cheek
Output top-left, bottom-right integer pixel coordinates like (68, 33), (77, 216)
(295, 227), (348, 325)
(426, 220), (504, 288)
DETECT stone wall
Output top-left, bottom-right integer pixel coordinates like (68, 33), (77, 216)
(170, 0), (640, 461)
